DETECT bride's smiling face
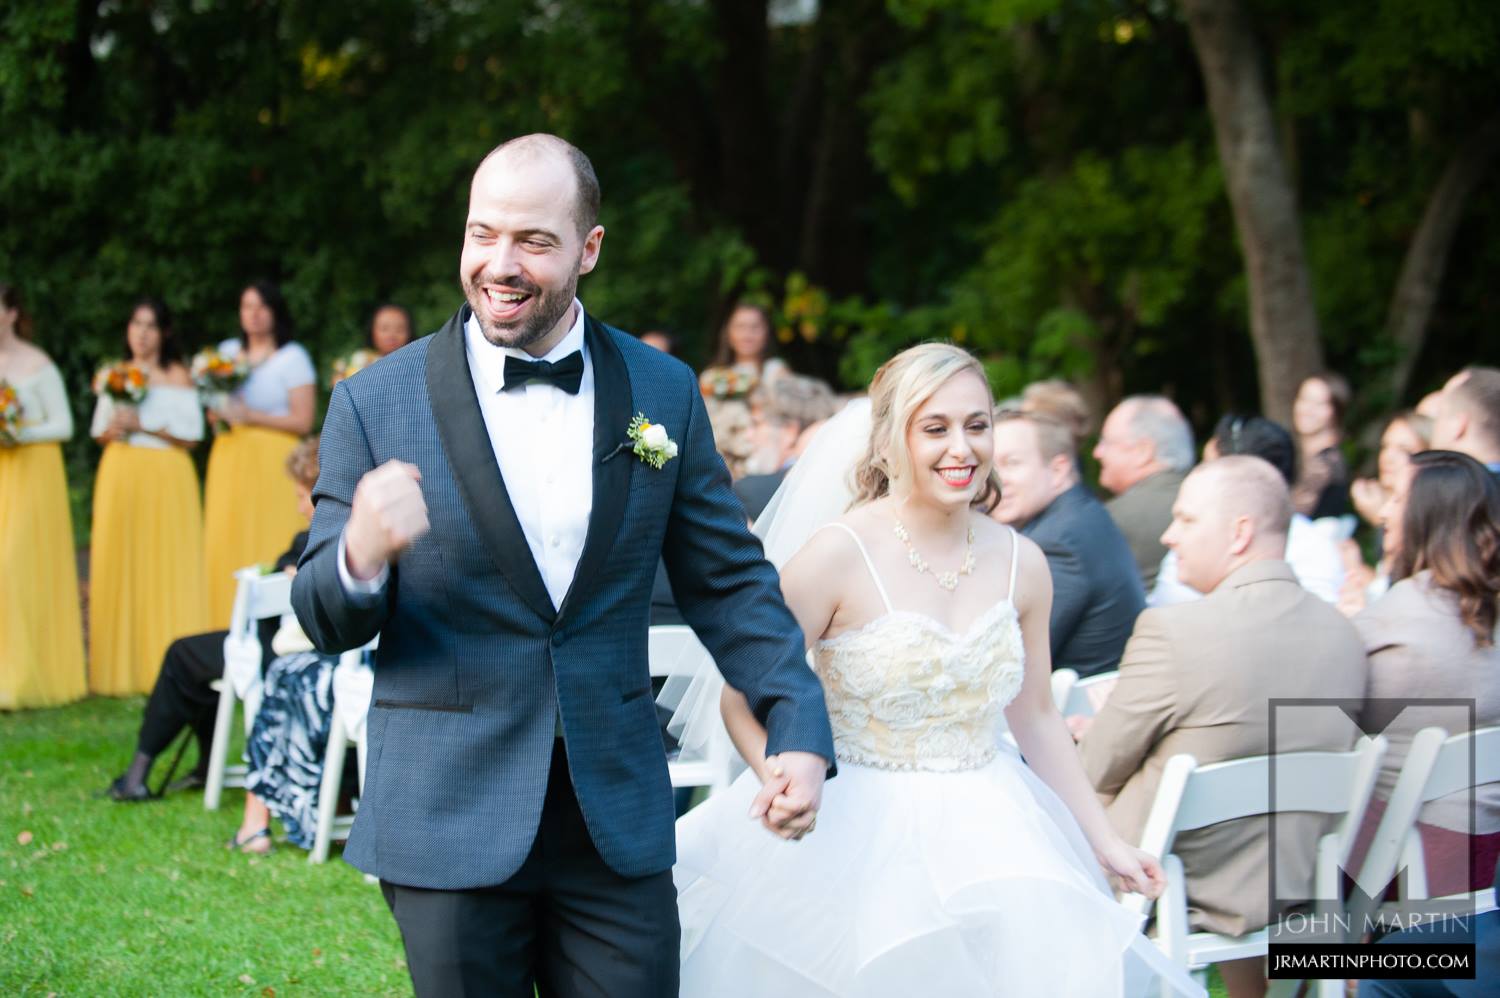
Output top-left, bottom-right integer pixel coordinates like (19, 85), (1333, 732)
(896, 370), (994, 511)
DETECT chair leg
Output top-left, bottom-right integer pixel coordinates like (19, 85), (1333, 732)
(204, 682), (238, 811)
(1157, 854), (1189, 998)
(310, 711), (348, 864)
(355, 725), (367, 794)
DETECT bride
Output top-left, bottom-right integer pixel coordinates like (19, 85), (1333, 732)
(669, 344), (1203, 996)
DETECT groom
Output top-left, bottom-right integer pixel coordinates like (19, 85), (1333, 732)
(292, 134), (834, 997)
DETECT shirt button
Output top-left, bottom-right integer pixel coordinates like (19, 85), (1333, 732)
(545, 473), (556, 485)
(550, 535), (560, 548)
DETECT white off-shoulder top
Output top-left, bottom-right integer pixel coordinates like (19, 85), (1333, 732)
(90, 384), (205, 449)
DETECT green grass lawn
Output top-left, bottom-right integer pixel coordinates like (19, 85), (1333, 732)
(3, 697), (1229, 996)
(0, 697), (410, 997)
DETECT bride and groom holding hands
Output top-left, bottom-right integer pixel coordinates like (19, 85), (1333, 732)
(291, 134), (1201, 997)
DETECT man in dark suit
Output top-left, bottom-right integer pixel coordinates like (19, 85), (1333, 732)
(733, 374), (838, 522)
(292, 134), (834, 997)
(990, 410), (1145, 677)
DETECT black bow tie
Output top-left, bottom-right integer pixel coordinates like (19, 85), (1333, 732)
(502, 351), (584, 395)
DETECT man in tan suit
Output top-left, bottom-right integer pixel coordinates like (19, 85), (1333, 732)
(1079, 456), (1368, 998)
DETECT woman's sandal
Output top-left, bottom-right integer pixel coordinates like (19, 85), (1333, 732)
(224, 828), (273, 854)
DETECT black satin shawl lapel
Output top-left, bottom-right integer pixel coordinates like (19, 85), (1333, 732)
(557, 316), (634, 623)
(425, 306), (556, 623)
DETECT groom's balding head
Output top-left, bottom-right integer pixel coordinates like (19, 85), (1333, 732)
(473, 134), (600, 239)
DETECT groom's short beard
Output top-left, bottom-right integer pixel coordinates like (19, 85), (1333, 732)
(465, 264), (581, 351)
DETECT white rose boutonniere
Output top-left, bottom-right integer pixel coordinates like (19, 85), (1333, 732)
(627, 413), (679, 470)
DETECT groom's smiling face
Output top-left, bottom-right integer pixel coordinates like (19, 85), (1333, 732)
(461, 143), (605, 357)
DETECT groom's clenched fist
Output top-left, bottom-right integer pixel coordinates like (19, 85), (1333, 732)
(344, 460), (430, 580)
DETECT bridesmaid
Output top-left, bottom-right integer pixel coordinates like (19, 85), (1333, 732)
(1290, 371), (1352, 519)
(697, 302), (790, 478)
(0, 282), (87, 709)
(88, 298), (208, 695)
(202, 281), (316, 625)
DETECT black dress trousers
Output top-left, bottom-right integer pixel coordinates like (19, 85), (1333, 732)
(381, 738), (680, 998)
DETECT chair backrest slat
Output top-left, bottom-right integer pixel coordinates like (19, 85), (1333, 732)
(244, 573), (293, 623)
(648, 625), (710, 679)
(1357, 726), (1500, 901)
(1423, 726), (1500, 801)
(1168, 745), (1375, 832)
(1061, 670), (1117, 718)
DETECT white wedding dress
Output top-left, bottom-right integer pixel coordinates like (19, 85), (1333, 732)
(673, 521), (1204, 997)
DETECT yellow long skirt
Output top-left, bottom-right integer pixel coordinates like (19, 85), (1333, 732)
(88, 444), (209, 695)
(203, 426), (304, 626)
(0, 443), (87, 710)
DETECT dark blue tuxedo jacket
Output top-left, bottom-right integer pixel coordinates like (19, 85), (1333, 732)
(292, 305), (834, 889)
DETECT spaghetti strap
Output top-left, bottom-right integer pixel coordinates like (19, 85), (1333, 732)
(1007, 526), (1021, 602)
(819, 522), (895, 614)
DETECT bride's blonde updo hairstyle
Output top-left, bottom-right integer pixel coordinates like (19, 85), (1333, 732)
(850, 342), (1002, 509)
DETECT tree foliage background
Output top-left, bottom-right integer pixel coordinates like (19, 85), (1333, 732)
(3, 0), (1497, 524)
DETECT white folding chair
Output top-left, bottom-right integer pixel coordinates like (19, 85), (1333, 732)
(648, 625), (739, 797)
(1050, 669), (1079, 712)
(204, 568), (294, 811)
(309, 642), (376, 864)
(1356, 726), (1500, 915)
(1132, 736), (1387, 997)
(1060, 670), (1118, 719)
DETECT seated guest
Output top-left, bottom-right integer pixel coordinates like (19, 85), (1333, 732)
(1352, 450), (1500, 896)
(1358, 858), (1499, 998)
(735, 374), (839, 521)
(1430, 365), (1500, 476)
(1081, 456), (1368, 998)
(1020, 378), (1093, 445)
(1151, 415), (1343, 606)
(227, 595), (343, 853)
(1290, 372), (1352, 518)
(1339, 411), (1432, 615)
(103, 437), (321, 801)
(1350, 410), (1431, 530)
(991, 411), (1145, 676)
(1093, 395), (1195, 588)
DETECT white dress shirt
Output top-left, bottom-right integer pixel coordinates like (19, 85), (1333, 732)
(339, 301), (595, 609)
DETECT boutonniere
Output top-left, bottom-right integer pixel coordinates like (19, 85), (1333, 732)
(626, 413), (679, 469)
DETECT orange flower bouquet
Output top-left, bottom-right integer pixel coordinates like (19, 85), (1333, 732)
(698, 365), (759, 401)
(0, 379), (22, 445)
(92, 361), (149, 404)
(329, 348), (378, 387)
(190, 347), (249, 412)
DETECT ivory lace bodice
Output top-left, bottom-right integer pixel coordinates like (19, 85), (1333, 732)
(812, 523), (1026, 772)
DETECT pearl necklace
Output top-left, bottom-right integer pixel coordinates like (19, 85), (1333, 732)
(892, 518), (976, 592)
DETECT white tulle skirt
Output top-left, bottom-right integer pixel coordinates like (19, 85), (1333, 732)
(675, 744), (1205, 997)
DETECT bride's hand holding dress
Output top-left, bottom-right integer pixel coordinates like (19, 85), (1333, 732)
(999, 534), (1167, 902)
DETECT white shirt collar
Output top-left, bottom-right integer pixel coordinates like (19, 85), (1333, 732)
(464, 299), (587, 393)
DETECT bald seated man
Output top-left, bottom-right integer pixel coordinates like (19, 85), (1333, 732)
(1431, 366), (1500, 477)
(1079, 456), (1367, 998)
